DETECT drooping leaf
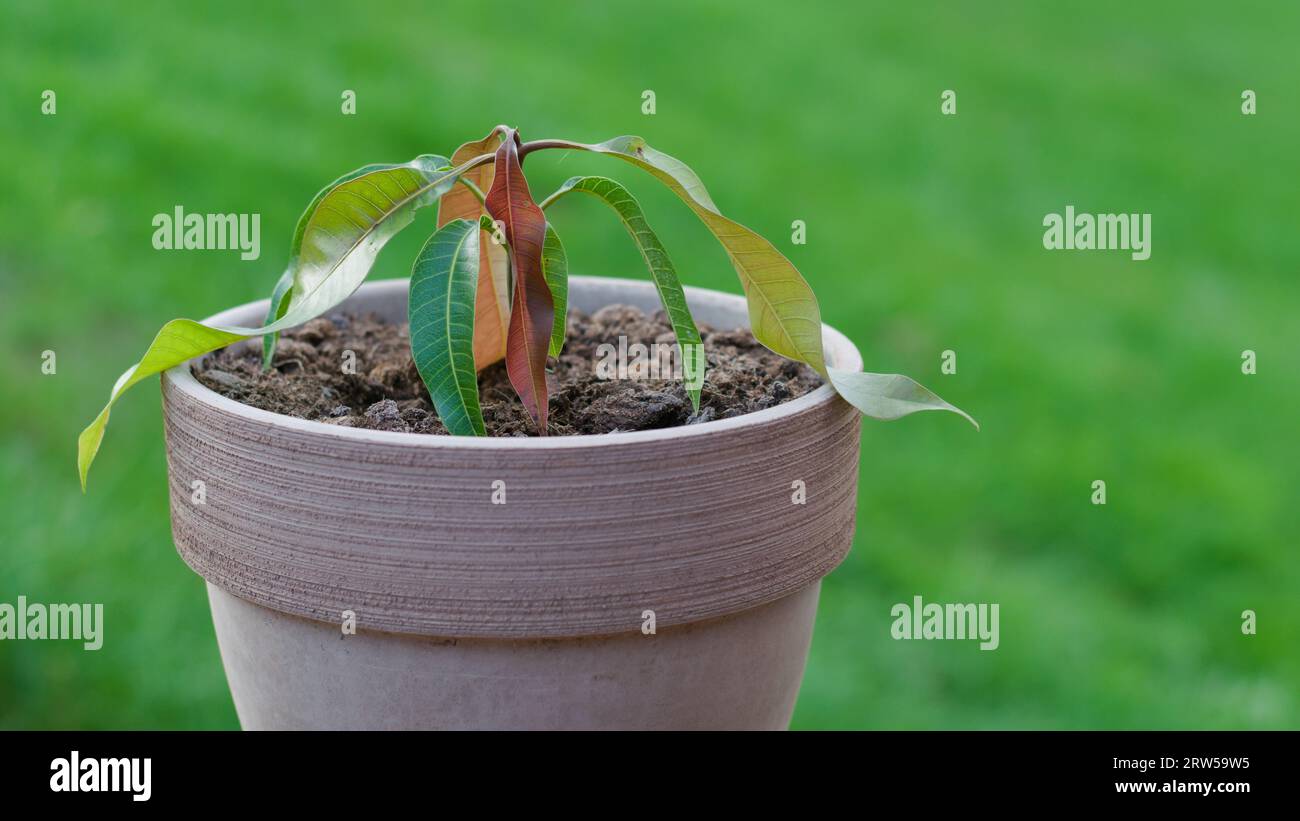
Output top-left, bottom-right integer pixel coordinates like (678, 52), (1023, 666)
(77, 320), (246, 490)
(409, 219), (485, 436)
(79, 152), (495, 489)
(262, 161), (419, 369)
(484, 130), (552, 434)
(284, 154), (470, 327)
(542, 175), (704, 410)
(828, 369), (979, 429)
(439, 130), (511, 371)
(529, 136), (826, 376)
(541, 224), (568, 357)
(529, 136), (976, 428)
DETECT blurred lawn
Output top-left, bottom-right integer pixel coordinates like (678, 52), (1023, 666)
(1, 0), (1296, 729)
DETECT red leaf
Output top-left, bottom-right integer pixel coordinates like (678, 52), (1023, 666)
(484, 130), (553, 433)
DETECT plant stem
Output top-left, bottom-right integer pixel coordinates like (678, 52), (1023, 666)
(456, 176), (486, 205)
(537, 188), (564, 211)
(518, 139), (579, 160)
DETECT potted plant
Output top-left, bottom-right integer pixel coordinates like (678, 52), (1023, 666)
(79, 126), (975, 730)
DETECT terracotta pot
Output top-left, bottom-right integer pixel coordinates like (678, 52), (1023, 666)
(162, 276), (862, 730)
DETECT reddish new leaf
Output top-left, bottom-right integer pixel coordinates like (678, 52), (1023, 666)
(484, 130), (553, 433)
(438, 127), (511, 371)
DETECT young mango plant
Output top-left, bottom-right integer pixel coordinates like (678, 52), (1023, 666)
(77, 125), (976, 490)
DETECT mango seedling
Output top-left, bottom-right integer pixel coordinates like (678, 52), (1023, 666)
(77, 125), (975, 490)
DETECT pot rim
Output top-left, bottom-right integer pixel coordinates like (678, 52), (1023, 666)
(163, 275), (864, 449)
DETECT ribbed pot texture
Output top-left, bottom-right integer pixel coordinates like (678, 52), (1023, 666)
(163, 276), (862, 729)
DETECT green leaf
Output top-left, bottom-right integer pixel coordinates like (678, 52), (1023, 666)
(529, 136), (977, 429)
(532, 136), (826, 376)
(78, 152), (493, 490)
(77, 320), (246, 490)
(260, 267), (294, 370)
(409, 219), (486, 436)
(542, 175), (704, 410)
(541, 224), (568, 357)
(261, 161), (423, 369)
(283, 154), (467, 328)
(827, 369), (979, 429)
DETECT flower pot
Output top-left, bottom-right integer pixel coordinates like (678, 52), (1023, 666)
(162, 275), (863, 730)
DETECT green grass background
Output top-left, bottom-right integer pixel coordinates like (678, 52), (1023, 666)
(1, 0), (1296, 729)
